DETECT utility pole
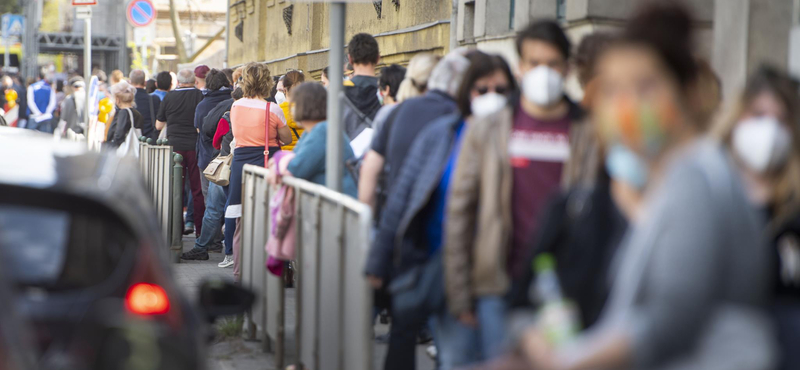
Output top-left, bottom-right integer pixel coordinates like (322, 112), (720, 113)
(325, 2), (345, 193)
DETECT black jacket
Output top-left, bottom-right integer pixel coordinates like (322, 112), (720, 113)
(202, 98), (234, 159)
(107, 108), (144, 147)
(365, 114), (463, 280)
(134, 88), (161, 140)
(509, 176), (627, 329)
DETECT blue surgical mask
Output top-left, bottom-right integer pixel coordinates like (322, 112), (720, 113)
(605, 144), (649, 189)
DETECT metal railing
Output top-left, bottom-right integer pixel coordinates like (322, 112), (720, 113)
(138, 138), (184, 262)
(240, 164), (373, 370)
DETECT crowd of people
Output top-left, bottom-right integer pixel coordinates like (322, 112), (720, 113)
(5, 1), (800, 369)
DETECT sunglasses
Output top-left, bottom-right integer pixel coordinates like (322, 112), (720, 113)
(475, 85), (509, 95)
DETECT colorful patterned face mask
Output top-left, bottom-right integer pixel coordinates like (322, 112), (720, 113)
(598, 95), (679, 159)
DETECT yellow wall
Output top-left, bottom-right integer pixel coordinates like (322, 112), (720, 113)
(228, 0), (451, 78)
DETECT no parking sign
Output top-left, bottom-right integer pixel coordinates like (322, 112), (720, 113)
(126, 0), (156, 28)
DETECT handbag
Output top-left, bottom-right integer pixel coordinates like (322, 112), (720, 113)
(116, 109), (142, 157)
(203, 153), (232, 186)
(387, 252), (445, 323)
(265, 185), (296, 262)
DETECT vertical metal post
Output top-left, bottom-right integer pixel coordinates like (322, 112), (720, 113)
(141, 45), (148, 75)
(84, 13), (91, 136)
(171, 153), (184, 263)
(3, 15), (9, 70)
(325, 2), (345, 193)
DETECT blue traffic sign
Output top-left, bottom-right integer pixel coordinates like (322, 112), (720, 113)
(126, 0), (156, 28)
(1, 14), (24, 37)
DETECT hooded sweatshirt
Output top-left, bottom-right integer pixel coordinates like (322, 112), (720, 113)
(344, 75), (381, 121)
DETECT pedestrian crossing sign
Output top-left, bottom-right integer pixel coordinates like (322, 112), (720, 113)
(1, 15), (23, 37)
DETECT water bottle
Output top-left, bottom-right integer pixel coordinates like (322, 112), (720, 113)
(529, 253), (580, 345)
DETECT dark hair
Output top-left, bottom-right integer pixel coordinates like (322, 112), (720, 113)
(322, 66), (329, 78)
(456, 52), (517, 116)
(620, 1), (697, 89)
(291, 82), (327, 122)
(348, 33), (380, 65)
(56, 80), (64, 92)
(283, 70), (306, 93)
(156, 71), (172, 91)
(743, 65), (799, 123)
(222, 68), (234, 84)
(146, 79), (157, 94)
(206, 69), (232, 91)
(516, 20), (571, 60)
(575, 32), (615, 87)
(379, 64), (407, 100)
(231, 86), (244, 101)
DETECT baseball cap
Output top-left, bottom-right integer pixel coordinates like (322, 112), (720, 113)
(194, 65), (210, 79)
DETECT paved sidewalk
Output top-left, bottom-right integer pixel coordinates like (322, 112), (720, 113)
(172, 236), (435, 370)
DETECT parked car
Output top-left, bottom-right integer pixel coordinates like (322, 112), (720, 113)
(0, 127), (253, 369)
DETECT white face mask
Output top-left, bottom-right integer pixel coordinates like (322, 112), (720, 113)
(522, 65), (564, 107)
(732, 116), (792, 173)
(275, 91), (286, 105)
(471, 92), (506, 117)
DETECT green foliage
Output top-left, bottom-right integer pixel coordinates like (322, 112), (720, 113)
(0, 0), (20, 15)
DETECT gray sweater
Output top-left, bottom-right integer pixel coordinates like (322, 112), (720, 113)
(598, 139), (775, 370)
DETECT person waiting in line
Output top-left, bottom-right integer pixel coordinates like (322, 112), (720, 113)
(130, 69), (162, 141)
(109, 69), (125, 85)
(146, 78), (157, 95)
(152, 71), (171, 101)
(522, 3), (775, 369)
(180, 69), (235, 261)
(54, 77), (87, 138)
(370, 64), (407, 141)
(341, 33), (382, 139)
(270, 82), (358, 197)
(321, 66), (329, 88)
(713, 66), (800, 370)
(443, 21), (585, 358)
(365, 51), (515, 370)
(359, 53), (439, 215)
(214, 85), (244, 269)
(106, 81), (143, 150)
(156, 69), (207, 239)
(276, 70), (306, 150)
(225, 62), (291, 281)
(194, 65), (210, 93)
(195, 69), (234, 198)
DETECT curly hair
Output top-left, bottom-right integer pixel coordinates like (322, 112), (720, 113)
(348, 33), (380, 65)
(240, 62), (273, 99)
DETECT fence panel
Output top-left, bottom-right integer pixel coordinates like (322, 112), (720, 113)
(240, 164), (373, 370)
(135, 140), (181, 262)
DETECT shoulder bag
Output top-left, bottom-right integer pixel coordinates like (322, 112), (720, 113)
(203, 105), (234, 186)
(116, 108), (142, 157)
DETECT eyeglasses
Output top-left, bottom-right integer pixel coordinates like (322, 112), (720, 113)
(475, 85), (509, 95)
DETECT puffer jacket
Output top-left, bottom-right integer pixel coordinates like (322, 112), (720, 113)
(444, 96), (584, 316)
(364, 114), (463, 280)
(279, 100), (303, 151)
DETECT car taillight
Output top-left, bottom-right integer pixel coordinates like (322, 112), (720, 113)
(125, 283), (170, 315)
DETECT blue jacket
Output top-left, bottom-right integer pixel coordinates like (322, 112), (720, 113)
(365, 114), (463, 280)
(135, 88), (161, 140)
(194, 89), (230, 170)
(27, 80), (56, 123)
(287, 121), (358, 198)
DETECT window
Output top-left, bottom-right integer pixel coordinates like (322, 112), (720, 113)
(557, 0), (566, 22)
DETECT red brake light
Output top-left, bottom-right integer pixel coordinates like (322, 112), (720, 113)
(126, 283), (170, 315)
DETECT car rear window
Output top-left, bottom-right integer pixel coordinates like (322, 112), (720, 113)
(0, 203), (136, 291)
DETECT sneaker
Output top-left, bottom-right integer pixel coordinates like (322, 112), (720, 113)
(183, 222), (195, 235)
(425, 345), (437, 360)
(208, 244), (223, 253)
(180, 248), (209, 261)
(218, 255), (234, 268)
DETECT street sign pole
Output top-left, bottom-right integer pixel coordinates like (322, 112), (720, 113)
(82, 7), (92, 147)
(325, 2), (345, 193)
(3, 15), (9, 70)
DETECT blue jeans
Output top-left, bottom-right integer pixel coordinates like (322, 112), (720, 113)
(185, 180), (194, 224)
(193, 182), (226, 250)
(431, 296), (507, 369)
(224, 185), (235, 256)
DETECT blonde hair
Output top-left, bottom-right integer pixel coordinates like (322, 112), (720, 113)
(241, 62), (273, 99)
(110, 69), (125, 84)
(712, 66), (800, 230)
(110, 81), (136, 105)
(395, 53), (440, 102)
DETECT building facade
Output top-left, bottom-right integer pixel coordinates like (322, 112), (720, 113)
(227, 0), (452, 79)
